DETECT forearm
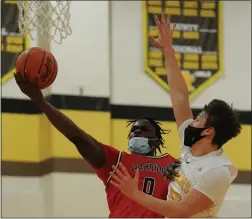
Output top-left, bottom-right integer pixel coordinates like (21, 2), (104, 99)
(35, 97), (105, 167)
(132, 190), (187, 218)
(163, 48), (193, 126)
(163, 48), (189, 98)
(38, 98), (84, 139)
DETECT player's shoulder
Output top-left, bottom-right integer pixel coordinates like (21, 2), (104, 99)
(201, 165), (231, 183)
(204, 165), (230, 175)
(101, 143), (121, 152)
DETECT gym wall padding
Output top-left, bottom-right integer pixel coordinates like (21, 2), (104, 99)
(2, 95), (251, 184)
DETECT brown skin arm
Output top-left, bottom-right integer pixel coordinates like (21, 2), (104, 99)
(163, 159), (181, 180)
(39, 99), (106, 168)
(14, 72), (105, 168)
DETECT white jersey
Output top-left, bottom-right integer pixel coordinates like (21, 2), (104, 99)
(167, 119), (238, 218)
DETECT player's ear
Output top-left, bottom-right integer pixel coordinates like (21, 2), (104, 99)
(202, 127), (215, 137)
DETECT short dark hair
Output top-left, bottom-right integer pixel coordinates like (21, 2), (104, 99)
(127, 117), (169, 155)
(203, 99), (242, 147)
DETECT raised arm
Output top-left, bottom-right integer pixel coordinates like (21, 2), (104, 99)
(150, 14), (193, 128)
(14, 72), (107, 169)
(37, 98), (106, 168)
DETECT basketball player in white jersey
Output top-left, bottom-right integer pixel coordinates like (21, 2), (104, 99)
(108, 14), (242, 218)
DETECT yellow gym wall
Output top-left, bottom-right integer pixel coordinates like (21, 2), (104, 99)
(2, 113), (41, 162)
(2, 110), (251, 171)
(2, 110), (111, 163)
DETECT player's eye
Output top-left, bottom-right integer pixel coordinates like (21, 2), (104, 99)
(131, 127), (137, 132)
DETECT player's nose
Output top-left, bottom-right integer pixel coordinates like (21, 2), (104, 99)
(134, 129), (142, 137)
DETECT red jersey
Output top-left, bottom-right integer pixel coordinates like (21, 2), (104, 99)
(93, 144), (175, 218)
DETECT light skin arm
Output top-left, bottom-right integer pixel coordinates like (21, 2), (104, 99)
(132, 187), (213, 218)
(110, 163), (213, 218)
(150, 14), (193, 128)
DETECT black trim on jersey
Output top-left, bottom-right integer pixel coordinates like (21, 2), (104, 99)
(105, 151), (122, 189)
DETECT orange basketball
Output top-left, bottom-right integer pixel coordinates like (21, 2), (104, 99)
(15, 47), (58, 89)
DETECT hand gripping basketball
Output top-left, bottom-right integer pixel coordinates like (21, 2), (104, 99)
(14, 71), (43, 103)
(15, 47), (58, 89)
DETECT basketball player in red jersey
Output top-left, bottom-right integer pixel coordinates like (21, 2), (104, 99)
(14, 72), (175, 218)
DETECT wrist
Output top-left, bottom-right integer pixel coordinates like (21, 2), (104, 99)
(163, 47), (174, 57)
(32, 93), (45, 106)
(132, 189), (143, 201)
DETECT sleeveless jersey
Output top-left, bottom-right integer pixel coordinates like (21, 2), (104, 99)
(107, 151), (175, 218)
(167, 119), (238, 218)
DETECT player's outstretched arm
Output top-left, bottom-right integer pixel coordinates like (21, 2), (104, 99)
(150, 14), (193, 128)
(14, 72), (106, 168)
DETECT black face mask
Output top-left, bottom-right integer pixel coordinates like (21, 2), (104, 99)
(184, 126), (209, 147)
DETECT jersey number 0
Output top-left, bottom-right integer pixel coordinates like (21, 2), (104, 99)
(142, 177), (155, 195)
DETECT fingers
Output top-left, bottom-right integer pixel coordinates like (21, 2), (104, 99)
(134, 168), (139, 181)
(163, 160), (181, 180)
(23, 70), (28, 83)
(171, 24), (176, 37)
(36, 74), (40, 82)
(173, 160), (182, 169)
(14, 71), (30, 85)
(32, 74), (40, 87)
(168, 165), (179, 177)
(14, 72), (23, 84)
(167, 165), (175, 172)
(161, 13), (170, 33)
(174, 159), (182, 164)
(118, 163), (131, 178)
(112, 165), (126, 180)
(154, 15), (164, 35)
(14, 72), (19, 83)
(170, 159), (182, 169)
(154, 14), (174, 37)
(172, 162), (181, 169)
(110, 180), (120, 189)
(110, 171), (122, 184)
(164, 174), (175, 181)
(149, 36), (162, 48)
(169, 162), (181, 172)
(172, 24), (176, 33)
(164, 169), (178, 180)
(173, 163), (181, 169)
(166, 15), (175, 35)
(163, 168), (175, 180)
(161, 12), (166, 25)
(166, 15), (171, 28)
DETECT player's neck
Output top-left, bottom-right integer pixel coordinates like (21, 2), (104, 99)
(146, 152), (155, 156)
(191, 140), (218, 157)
